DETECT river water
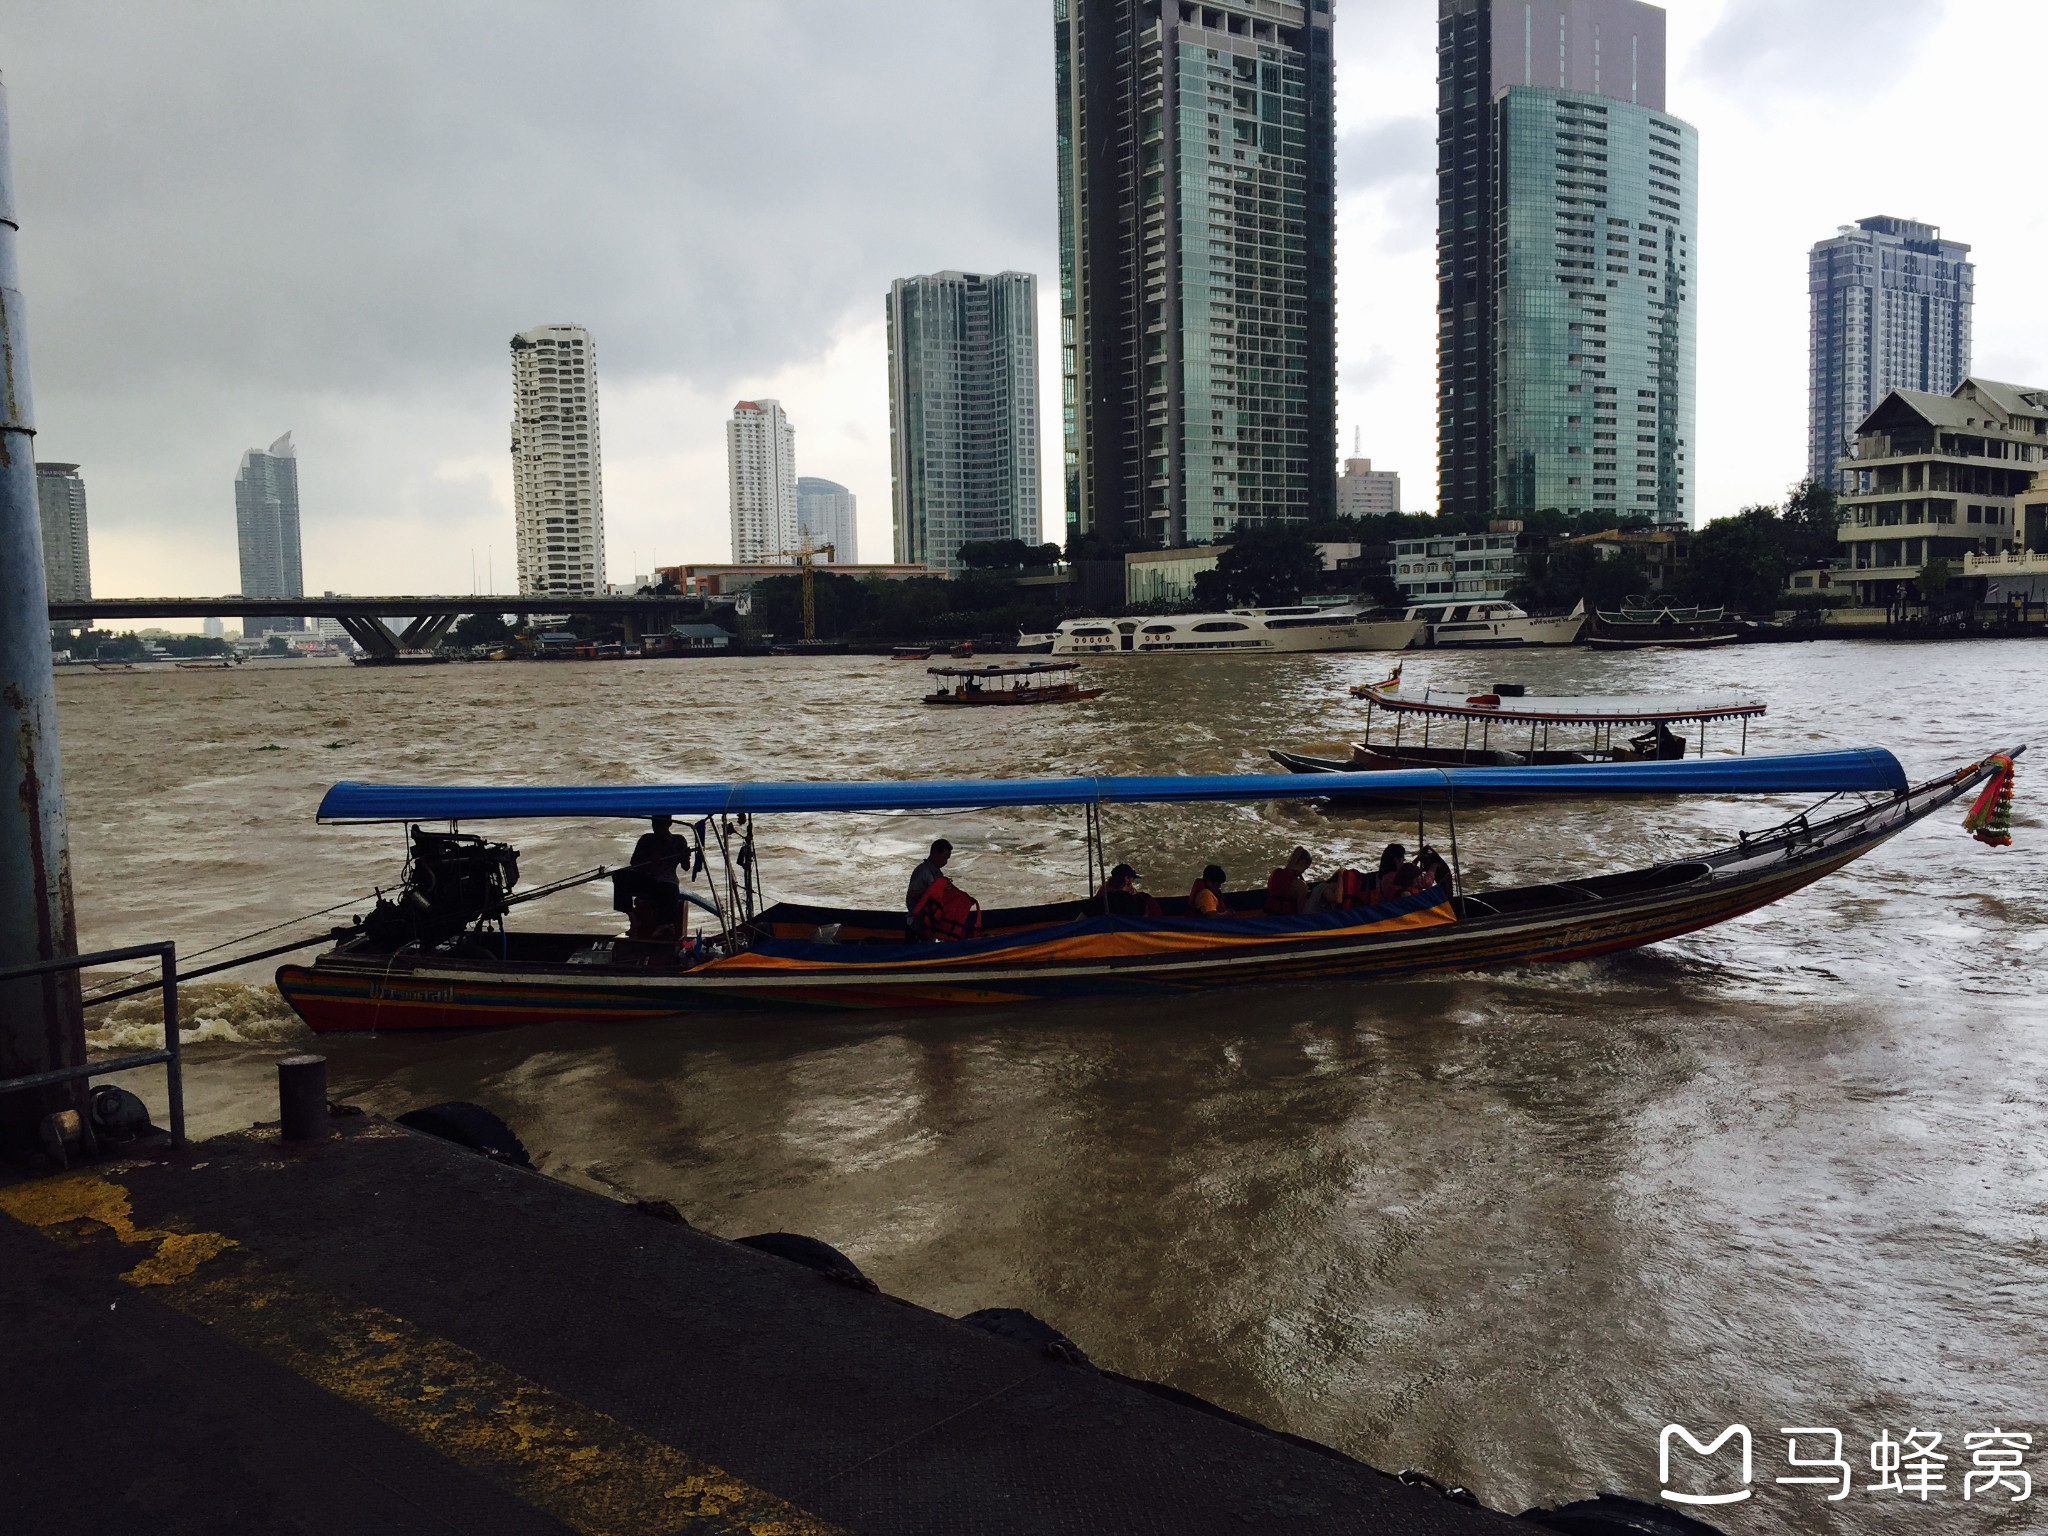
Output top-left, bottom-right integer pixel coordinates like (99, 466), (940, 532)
(56, 643), (2048, 1530)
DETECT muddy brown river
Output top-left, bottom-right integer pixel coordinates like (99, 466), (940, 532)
(55, 642), (2048, 1529)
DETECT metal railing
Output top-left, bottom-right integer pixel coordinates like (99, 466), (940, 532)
(0, 941), (184, 1147)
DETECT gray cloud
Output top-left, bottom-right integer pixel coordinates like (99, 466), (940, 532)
(1340, 114), (1433, 194)
(1690, 0), (1948, 98)
(7, 2), (1054, 396)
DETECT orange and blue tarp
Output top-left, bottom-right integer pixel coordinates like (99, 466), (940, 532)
(700, 887), (1458, 974)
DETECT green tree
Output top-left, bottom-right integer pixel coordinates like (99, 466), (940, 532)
(161, 634), (231, 658)
(1677, 507), (1791, 614)
(1916, 556), (1952, 601)
(1510, 544), (1650, 613)
(957, 539), (1061, 571)
(262, 633), (293, 655)
(1190, 524), (1325, 608)
(1779, 478), (1844, 569)
(95, 632), (147, 661)
(451, 611), (515, 647)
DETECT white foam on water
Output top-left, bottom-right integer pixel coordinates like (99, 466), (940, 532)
(85, 981), (310, 1050)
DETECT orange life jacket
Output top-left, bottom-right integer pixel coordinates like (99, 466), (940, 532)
(1188, 880), (1223, 917)
(1265, 868), (1302, 915)
(910, 874), (980, 941)
(1336, 868), (1375, 908)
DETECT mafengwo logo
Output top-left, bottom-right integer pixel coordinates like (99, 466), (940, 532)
(1660, 1423), (1753, 1506)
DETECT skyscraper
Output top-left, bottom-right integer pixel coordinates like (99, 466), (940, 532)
(510, 324), (606, 598)
(1436, 1), (1695, 526)
(1809, 216), (1973, 491)
(234, 432), (303, 633)
(35, 462), (91, 603)
(727, 400), (798, 564)
(1056, 0), (1336, 547)
(886, 270), (1040, 573)
(796, 477), (858, 563)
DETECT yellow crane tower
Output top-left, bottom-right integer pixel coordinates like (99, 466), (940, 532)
(766, 541), (837, 642)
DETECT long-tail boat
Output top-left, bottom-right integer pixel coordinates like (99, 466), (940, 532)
(1272, 677), (1767, 783)
(273, 748), (2018, 1031)
(923, 660), (1103, 707)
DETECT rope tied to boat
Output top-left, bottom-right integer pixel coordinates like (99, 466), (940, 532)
(1964, 754), (2016, 847)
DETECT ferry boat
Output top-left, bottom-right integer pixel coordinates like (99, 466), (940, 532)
(1588, 598), (1744, 650)
(923, 661), (1102, 707)
(1048, 604), (1422, 656)
(273, 747), (2018, 1029)
(1273, 682), (1769, 794)
(1402, 600), (1585, 648)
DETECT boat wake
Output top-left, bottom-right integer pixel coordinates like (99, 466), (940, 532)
(85, 981), (311, 1050)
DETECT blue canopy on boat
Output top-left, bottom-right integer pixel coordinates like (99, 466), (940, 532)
(316, 748), (1908, 822)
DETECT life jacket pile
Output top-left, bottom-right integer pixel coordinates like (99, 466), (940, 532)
(910, 875), (981, 941)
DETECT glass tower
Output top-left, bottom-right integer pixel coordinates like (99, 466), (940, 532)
(886, 271), (1040, 574)
(234, 431), (304, 634)
(1495, 87), (1695, 523)
(1808, 216), (1972, 491)
(1437, 1), (1694, 527)
(1056, 0), (1336, 548)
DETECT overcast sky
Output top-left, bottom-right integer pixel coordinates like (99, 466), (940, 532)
(4, 0), (2041, 604)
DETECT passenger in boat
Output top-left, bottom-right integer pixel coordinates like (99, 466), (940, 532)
(1415, 845), (1453, 894)
(1097, 863), (1164, 918)
(628, 815), (692, 940)
(1306, 867), (1375, 914)
(1373, 844), (1412, 904)
(1187, 865), (1228, 918)
(1264, 847), (1314, 914)
(907, 839), (980, 940)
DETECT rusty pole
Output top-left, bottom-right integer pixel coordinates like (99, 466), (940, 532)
(0, 69), (86, 1152)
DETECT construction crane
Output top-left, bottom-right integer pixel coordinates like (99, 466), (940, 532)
(766, 541), (837, 641)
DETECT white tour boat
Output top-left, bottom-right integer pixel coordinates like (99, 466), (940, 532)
(1402, 599), (1586, 648)
(1048, 604), (1423, 656)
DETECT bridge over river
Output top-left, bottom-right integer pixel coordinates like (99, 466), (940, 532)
(47, 595), (704, 658)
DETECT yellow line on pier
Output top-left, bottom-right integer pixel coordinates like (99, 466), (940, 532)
(2, 1171), (845, 1536)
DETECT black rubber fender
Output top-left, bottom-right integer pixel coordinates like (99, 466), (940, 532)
(1520, 1493), (1729, 1535)
(733, 1232), (875, 1289)
(89, 1085), (154, 1140)
(394, 1101), (533, 1168)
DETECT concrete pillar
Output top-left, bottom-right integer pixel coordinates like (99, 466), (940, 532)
(0, 71), (86, 1150)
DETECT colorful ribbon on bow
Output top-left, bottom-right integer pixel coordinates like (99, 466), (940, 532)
(1963, 754), (2016, 847)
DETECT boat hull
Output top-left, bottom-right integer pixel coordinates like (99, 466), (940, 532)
(275, 759), (1992, 1030)
(1051, 614), (1423, 656)
(1425, 613), (1586, 648)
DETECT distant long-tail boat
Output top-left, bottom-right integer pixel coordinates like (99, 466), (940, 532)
(276, 748), (2019, 1030)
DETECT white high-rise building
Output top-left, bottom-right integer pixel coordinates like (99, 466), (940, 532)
(35, 462), (92, 603)
(511, 324), (606, 597)
(796, 477), (857, 562)
(727, 399), (798, 564)
(1336, 458), (1400, 518)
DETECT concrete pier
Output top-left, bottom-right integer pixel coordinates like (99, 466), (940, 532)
(1, 1116), (1530, 1535)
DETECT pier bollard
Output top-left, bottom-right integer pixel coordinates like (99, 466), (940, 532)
(277, 1054), (329, 1141)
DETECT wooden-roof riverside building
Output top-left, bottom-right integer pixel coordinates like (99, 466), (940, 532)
(1836, 377), (2045, 605)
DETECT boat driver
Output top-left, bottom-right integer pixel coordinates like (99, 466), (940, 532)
(907, 839), (979, 939)
(629, 815), (692, 939)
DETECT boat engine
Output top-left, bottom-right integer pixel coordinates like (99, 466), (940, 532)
(358, 827), (520, 951)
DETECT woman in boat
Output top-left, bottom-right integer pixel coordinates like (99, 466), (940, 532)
(1264, 847), (1314, 914)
